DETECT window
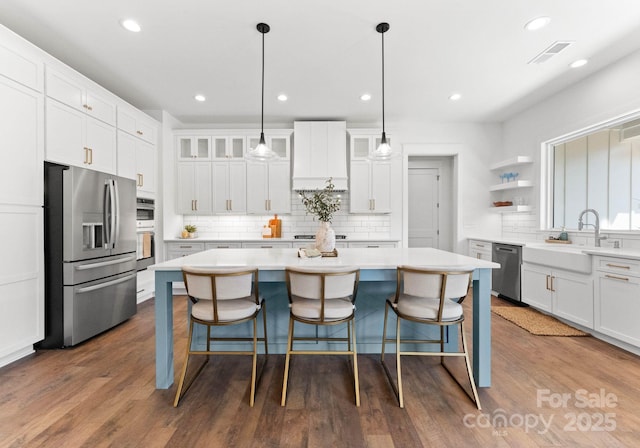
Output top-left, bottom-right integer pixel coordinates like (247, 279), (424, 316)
(551, 118), (640, 231)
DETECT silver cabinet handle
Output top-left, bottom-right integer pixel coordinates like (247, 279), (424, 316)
(605, 263), (631, 270)
(545, 275), (550, 291)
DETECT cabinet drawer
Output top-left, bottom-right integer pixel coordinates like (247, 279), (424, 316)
(242, 242), (292, 249)
(348, 242), (397, 248)
(205, 242), (242, 249)
(167, 242), (204, 252)
(595, 256), (640, 277)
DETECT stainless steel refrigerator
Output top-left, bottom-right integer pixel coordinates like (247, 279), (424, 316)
(41, 163), (137, 348)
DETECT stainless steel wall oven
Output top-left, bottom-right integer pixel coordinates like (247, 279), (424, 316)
(136, 198), (155, 271)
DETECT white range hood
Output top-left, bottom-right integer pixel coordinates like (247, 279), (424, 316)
(292, 121), (348, 191)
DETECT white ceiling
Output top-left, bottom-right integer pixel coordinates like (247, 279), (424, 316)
(2, 0), (640, 126)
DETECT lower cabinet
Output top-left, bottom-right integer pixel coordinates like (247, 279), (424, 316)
(468, 239), (492, 261)
(205, 242), (242, 249)
(521, 263), (593, 328)
(242, 242), (292, 249)
(594, 256), (640, 346)
(347, 242), (397, 248)
(166, 242), (205, 260)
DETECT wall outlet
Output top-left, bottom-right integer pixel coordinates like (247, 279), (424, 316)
(602, 239), (622, 249)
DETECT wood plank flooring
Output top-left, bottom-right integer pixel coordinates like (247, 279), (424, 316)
(1, 294), (640, 447)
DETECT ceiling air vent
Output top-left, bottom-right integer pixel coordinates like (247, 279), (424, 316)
(528, 41), (573, 64)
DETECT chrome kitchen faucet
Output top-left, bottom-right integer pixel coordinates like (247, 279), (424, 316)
(578, 208), (607, 247)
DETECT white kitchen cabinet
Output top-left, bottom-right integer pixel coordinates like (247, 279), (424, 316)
(293, 121), (347, 190)
(46, 66), (116, 126)
(117, 131), (156, 197)
(594, 256), (640, 347)
(213, 161), (246, 213)
(349, 160), (391, 213)
(246, 161), (291, 214)
(521, 263), (593, 327)
(176, 162), (213, 214)
(468, 240), (492, 261)
(46, 99), (116, 174)
(0, 205), (44, 367)
(177, 136), (211, 160)
(349, 132), (392, 160)
(117, 106), (156, 144)
(292, 241), (349, 249)
(0, 76), (43, 206)
(212, 136), (245, 159)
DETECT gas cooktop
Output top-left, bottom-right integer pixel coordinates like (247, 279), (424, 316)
(294, 234), (347, 239)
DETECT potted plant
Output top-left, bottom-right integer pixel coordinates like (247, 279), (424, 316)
(183, 224), (197, 238)
(300, 178), (341, 252)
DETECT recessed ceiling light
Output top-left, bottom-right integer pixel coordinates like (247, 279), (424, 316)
(524, 16), (551, 31)
(277, 94), (288, 102)
(120, 19), (141, 33)
(449, 93), (462, 101)
(360, 93), (372, 101)
(569, 59), (588, 68)
(194, 94), (206, 102)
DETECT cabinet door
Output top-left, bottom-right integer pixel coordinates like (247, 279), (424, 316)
(595, 273), (640, 346)
(246, 162), (269, 214)
(228, 161), (246, 213)
(45, 100), (85, 167)
(350, 136), (371, 159)
(349, 160), (372, 213)
(553, 270), (593, 328)
(136, 140), (155, 196)
(0, 77), (43, 206)
(46, 68), (84, 111)
(177, 136), (210, 159)
(370, 161), (391, 213)
(85, 117), (116, 174)
(212, 162), (230, 213)
(194, 163), (212, 214)
(176, 163), (196, 213)
(85, 88), (116, 125)
(521, 264), (552, 311)
(268, 135), (290, 159)
(267, 162), (291, 213)
(117, 131), (137, 180)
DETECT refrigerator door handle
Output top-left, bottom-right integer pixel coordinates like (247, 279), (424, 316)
(112, 179), (120, 248)
(104, 179), (117, 249)
(103, 181), (111, 248)
(75, 256), (137, 270)
(76, 273), (137, 294)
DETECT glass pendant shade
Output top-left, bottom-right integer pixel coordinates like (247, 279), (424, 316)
(246, 23), (278, 162)
(369, 22), (397, 161)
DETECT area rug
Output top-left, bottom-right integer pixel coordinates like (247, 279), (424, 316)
(492, 306), (589, 336)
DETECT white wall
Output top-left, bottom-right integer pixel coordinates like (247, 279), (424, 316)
(501, 48), (640, 241)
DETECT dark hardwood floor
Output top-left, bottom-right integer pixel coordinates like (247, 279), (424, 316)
(1, 294), (640, 447)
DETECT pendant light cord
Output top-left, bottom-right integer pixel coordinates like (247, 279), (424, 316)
(381, 29), (385, 136)
(261, 29), (265, 136)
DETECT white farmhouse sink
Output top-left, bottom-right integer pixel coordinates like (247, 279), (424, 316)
(522, 244), (593, 273)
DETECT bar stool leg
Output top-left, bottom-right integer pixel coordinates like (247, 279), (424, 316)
(281, 317), (294, 406)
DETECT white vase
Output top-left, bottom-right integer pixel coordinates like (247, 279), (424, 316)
(315, 221), (335, 252)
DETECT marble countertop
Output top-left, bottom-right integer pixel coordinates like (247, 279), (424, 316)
(164, 237), (401, 243)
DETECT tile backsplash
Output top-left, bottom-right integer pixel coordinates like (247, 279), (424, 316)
(182, 192), (391, 239)
(502, 212), (640, 249)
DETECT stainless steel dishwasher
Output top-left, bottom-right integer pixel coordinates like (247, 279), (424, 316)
(492, 243), (523, 304)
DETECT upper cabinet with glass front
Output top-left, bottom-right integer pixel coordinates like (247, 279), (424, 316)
(177, 136), (211, 160)
(212, 136), (245, 159)
(349, 131), (392, 160)
(247, 130), (291, 159)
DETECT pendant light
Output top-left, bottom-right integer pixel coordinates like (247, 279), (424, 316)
(370, 22), (394, 161)
(246, 22), (279, 162)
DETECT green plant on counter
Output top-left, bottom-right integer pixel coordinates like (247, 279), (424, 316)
(184, 224), (197, 233)
(299, 178), (341, 223)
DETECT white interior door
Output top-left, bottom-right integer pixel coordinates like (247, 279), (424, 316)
(408, 167), (439, 248)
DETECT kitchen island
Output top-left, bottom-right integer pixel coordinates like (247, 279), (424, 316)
(150, 247), (499, 389)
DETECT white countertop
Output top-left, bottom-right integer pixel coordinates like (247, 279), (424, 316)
(164, 237), (401, 243)
(149, 247), (500, 271)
